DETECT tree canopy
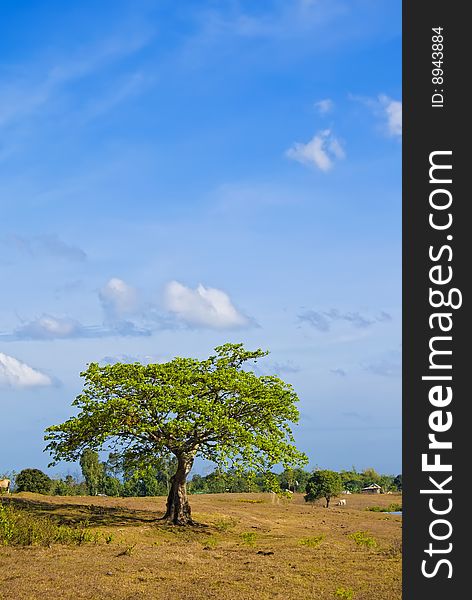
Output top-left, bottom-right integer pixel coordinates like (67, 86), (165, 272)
(304, 469), (342, 507)
(15, 468), (51, 495)
(80, 449), (103, 496)
(45, 343), (307, 524)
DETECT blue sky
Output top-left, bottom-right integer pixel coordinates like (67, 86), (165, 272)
(0, 0), (401, 477)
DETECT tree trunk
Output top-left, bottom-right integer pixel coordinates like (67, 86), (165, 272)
(161, 454), (195, 525)
(326, 496), (330, 508)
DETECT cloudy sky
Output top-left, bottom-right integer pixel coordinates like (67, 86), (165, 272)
(0, 0), (401, 476)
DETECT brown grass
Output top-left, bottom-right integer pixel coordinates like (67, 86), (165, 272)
(0, 492), (401, 600)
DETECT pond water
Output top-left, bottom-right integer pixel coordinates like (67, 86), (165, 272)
(388, 511), (402, 515)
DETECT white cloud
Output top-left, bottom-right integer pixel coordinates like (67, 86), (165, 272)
(379, 95), (402, 137)
(99, 277), (138, 320)
(0, 279), (154, 343)
(12, 315), (83, 340)
(164, 281), (249, 329)
(0, 312), (151, 341)
(314, 98), (333, 115)
(350, 93), (402, 138)
(286, 129), (345, 171)
(0, 353), (52, 388)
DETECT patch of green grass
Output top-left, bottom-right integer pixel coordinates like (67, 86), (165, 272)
(240, 531), (257, 547)
(237, 499), (264, 504)
(0, 504), (101, 547)
(298, 534), (324, 548)
(335, 587), (355, 599)
(214, 516), (239, 532)
(201, 535), (219, 549)
(348, 531), (378, 549)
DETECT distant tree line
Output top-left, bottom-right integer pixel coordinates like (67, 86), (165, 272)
(189, 466), (401, 495)
(3, 459), (401, 497)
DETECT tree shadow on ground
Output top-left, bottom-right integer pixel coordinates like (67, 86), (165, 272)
(0, 496), (210, 530)
(1, 496), (162, 527)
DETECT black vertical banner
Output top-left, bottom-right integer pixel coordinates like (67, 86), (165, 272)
(403, 2), (468, 598)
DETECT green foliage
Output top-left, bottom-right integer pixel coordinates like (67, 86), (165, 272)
(187, 465), (401, 498)
(304, 470), (343, 507)
(122, 465), (167, 497)
(100, 475), (123, 497)
(298, 534), (324, 547)
(278, 490), (294, 501)
(362, 467), (381, 484)
(15, 468), (52, 494)
(335, 587), (355, 599)
(393, 474), (402, 491)
(50, 475), (88, 496)
(278, 467), (311, 492)
(189, 471), (227, 494)
(80, 449), (104, 496)
(338, 469), (363, 493)
(348, 531), (378, 549)
(0, 504), (99, 546)
(240, 531), (257, 546)
(366, 503), (402, 513)
(98, 453), (176, 498)
(338, 467), (402, 494)
(45, 344), (307, 492)
(378, 475), (395, 493)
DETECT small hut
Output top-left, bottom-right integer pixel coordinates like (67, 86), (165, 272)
(361, 483), (382, 494)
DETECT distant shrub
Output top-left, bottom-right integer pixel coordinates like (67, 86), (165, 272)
(240, 531), (257, 547)
(348, 531), (377, 549)
(50, 477), (88, 496)
(0, 504), (99, 546)
(298, 534), (324, 548)
(335, 587), (355, 599)
(366, 503), (402, 513)
(15, 469), (52, 495)
(101, 475), (123, 497)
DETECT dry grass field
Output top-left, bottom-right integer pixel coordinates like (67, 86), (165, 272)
(0, 492), (401, 600)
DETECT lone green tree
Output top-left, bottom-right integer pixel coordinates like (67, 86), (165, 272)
(45, 344), (307, 525)
(304, 469), (342, 508)
(79, 448), (104, 496)
(15, 468), (51, 494)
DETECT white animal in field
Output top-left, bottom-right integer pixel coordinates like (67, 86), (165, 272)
(0, 479), (10, 494)
(336, 499), (346, 506)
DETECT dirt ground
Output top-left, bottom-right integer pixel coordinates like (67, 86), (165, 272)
(0, 492), (402, 600)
